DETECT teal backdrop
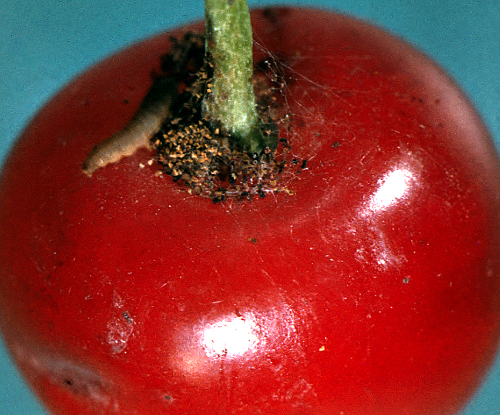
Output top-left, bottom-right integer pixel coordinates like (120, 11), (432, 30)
(1, 0), (499, 414)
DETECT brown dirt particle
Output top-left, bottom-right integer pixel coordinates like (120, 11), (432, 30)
(151, 32), (292, 202)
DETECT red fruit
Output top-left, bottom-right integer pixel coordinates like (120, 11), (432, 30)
(1, 7), (500, 415)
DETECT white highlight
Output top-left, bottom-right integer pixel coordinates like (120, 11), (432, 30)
(368, 168), (414, 212)
(201, 315), (260, 358)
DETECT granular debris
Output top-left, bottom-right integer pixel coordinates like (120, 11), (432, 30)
(150, 32), (292, 202)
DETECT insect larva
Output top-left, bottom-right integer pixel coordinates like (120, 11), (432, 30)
(82, 76), (179, 177)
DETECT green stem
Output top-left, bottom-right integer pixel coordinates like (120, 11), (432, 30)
(203, 0), (275, 153)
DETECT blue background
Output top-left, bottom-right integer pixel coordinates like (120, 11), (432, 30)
(1, 0), (499, 413)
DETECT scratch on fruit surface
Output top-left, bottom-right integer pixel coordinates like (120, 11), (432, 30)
(107, 291), (135, 353)
(285, 378), (317, 402)
(106, 313), (134, 354)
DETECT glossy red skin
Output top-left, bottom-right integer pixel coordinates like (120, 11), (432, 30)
(1, 7), (500, 415)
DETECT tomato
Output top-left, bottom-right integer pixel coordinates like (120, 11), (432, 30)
(1, 7), (500, 415)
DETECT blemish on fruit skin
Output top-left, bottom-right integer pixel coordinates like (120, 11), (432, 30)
(106, 313), (134, 354)
(12, 344), (118, 410)
(123, 311), (134, 324)
(107, 291), (134, 353)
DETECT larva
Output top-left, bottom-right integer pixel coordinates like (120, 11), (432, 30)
(82, 76), (178, 177)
